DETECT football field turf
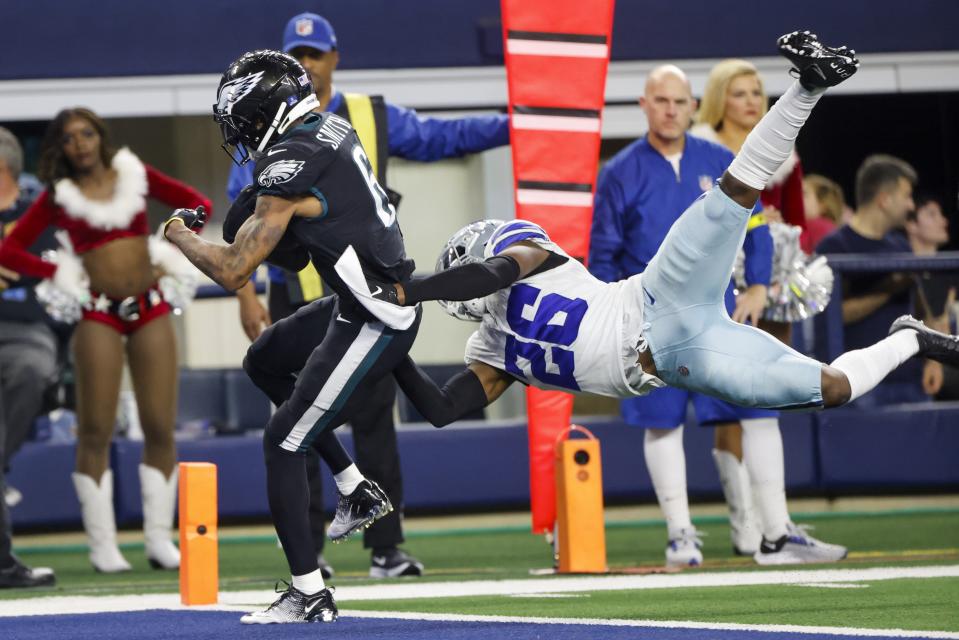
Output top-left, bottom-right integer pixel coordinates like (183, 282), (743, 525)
(1, 507), (957, 638)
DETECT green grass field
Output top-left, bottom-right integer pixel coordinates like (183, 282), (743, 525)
(4, 508), (959, 634)
(0, 508), (959, 632)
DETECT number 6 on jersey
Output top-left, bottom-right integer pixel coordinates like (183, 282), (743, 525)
(352, 145), (395, 228)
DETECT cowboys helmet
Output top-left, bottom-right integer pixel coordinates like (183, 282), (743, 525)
(434, 220), (504, 322)
(213, 50), (319, 165)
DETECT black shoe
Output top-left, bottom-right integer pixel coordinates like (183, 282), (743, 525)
(0, 558), (56, 589)
(317, 554), (335, 580)
(370, 547), (424, 578)
(327, 479), (393, 543)
(240, 582), (337, 624)
(890, 315), (959, 365)
(777, 30), (859, 90)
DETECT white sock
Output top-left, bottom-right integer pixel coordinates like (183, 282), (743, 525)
(333, 464), (364, 495)
(741, 418), (789, 540)
(728, 81), (822, 190)
(644, 426), (692, 539)
(711, 447), (758, 537)
(830, 330), (920, 402)
(291, 568), (325, 595)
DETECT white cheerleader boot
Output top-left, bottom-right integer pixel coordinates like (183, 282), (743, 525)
(72, 471), (132, 573)
(139, 464), (180, 570)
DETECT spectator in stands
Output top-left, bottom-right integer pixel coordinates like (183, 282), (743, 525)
(817, 154), (924, 405)
(0, 127), (57, 588)
(905, 194), (959, 399)
(0, 109), (211, 573)
(688, 59), (844, 562)
(228, 12), (510, 579)
(802, 174), (844, 253)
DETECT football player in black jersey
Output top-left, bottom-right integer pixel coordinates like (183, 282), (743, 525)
(164, 50), (421, 624)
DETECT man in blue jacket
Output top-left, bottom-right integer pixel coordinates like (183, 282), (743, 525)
(590, 64), (845, 567)
(230, 12), (509, 579)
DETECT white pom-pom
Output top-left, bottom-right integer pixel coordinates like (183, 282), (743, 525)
(149, 235), (199, 312)
(36, 248), (90, 323)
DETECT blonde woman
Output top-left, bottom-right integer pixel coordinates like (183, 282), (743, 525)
(690, 60), (845, 563)
(693, 59), (806, 231)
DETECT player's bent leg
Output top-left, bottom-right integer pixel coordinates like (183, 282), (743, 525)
(244, 297), (337, 406)
(642, 188), (754, 314)
(654, 309), (824, 411)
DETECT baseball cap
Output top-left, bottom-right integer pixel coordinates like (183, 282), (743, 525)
(282, 13), (337, 53)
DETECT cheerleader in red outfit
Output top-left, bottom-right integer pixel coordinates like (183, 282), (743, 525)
(0, 108), (211, 573)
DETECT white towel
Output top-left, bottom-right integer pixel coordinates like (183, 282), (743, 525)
(333, 245), (417, 330)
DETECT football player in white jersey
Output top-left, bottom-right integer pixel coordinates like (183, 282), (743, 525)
(359, 31), (959, 559)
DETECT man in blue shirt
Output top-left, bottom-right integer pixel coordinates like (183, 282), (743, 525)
(229, 12), (509, 579)
(817, 154), (924, 406)
(590, 65), (843, 567)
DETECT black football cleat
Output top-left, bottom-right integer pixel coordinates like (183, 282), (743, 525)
(370, 547), (425, 578)
(327, 479), (393, 543)
(778, 30), (859, 91)
(889, 315), (959, 366)
(240, 582), (337, 624)
(0, 558), (55, 589)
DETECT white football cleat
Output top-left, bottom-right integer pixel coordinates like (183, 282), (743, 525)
(754, 522), (848, 565)
(665, 527), (704, 567)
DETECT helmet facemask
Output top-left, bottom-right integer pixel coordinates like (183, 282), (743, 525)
(435, 219), (505, 322)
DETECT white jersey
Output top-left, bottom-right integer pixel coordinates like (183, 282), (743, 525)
(464, 221), (665, 398)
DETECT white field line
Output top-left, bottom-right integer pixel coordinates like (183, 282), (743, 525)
(0, 563), (957, 637)
(218, 564), (959, 605)
(340, 609), (959, 638)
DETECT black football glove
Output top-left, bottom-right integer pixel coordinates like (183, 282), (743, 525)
(368, 279), (400, 305)
(164, 205), (208, 237)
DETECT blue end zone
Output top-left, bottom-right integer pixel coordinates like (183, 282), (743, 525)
(0, 610), (944, 640)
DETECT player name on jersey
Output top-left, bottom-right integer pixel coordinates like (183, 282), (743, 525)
(315, 114), (352, 150)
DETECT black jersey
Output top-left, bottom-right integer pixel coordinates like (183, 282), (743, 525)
(253, 112), (414, 305)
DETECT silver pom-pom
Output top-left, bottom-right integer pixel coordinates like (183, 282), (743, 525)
(733, 222), (834, 322)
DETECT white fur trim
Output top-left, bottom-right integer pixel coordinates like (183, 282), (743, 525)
(53, 148), (147, 230)
(49, 248), (91, 304)
(689, 124), (798, 188)
(148, 235), (197, 280)
(689, 123), (721, 144)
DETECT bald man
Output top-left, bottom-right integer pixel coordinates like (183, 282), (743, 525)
(588, 64), (789, 567)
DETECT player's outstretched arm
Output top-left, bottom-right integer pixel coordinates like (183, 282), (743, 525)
(165, 194), (296, 292)
(394, 243), (550, 306)
(393, 356), (512, 428)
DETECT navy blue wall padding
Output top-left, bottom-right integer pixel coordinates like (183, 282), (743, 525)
(2, 1), (956, 81)
(6, 401), (956, 530)
(177, 369), (227, 427)
(6, 442), (81, 527)
(816, 402), (959, 491)
(223, 369), (271, 433)
(111, 435), (356, 525)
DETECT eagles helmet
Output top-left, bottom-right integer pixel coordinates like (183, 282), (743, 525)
(213, 50), (320, 165)
(435, 219), (504, 322)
